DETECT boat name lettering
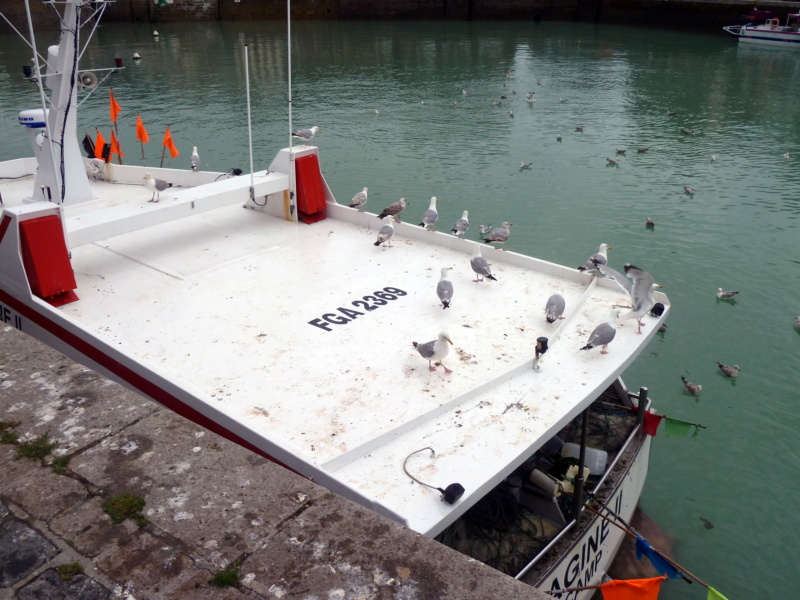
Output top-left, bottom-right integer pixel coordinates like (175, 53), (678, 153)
(308, 287), (407, 331)
(549, 491), (623, 596)
(0, 302), (22, 331)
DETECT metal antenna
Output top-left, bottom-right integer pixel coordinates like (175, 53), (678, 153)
(244, 43), (255, 201)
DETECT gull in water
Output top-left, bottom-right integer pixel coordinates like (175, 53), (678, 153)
(470, 245), (497, 282)
(577, 243), (612, 273)
(557, 133), (562, 142)
(645, 217), (655, 228)
(681, 128), (694, 135)
(190, 146), (200, 171)
(638, 148), (649, 153)
(349, 187), (368, 211)
(684, 186), (696, 195)
(143, 173), (169, 203)
(451, 210), (469, 237)
(478, 224), (492, 235)
(413, 331), (454, 374)
(606, 157), (620, 166)
(575, 125), (585, 132)
(373, 219), (394, 248)
(716, 288), (739, 300)
(711, 154), (718, 161)
(784, 152), (790, 160)
(618, 264), (662, 334)
(545, 290), (566, 324)
(667, 110), (677, 116)
(520, 162), (533, 170)
(616, 148), (626, 155)
(526, 91), (535, 103)
(580, 310), (619, 354)
(292, 125), (321, 145)
(436, 267), (454, 309)
(482, 222), (512, 249)
(378, 197), (408, 221)
(419, 196), (439, 231)
(717, 361), (740, 377)
(794, 316), (800, 331)
(681, 376), (702, 396)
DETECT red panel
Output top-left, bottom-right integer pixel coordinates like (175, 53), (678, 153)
(295, 153), (327, 224)
(19, 215), (79, 306)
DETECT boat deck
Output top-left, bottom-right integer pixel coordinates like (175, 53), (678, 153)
(0, 153), (668, 536)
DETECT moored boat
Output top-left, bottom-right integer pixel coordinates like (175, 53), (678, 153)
(0, 2), (669, 597)
(723, 13), (800, 48)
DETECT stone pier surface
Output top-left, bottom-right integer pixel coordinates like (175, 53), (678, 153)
(0, 326), (548, 600)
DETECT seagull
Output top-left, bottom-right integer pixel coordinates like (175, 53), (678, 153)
(575, 125), (585, 132)
(711, 154), (718, 161)
(783, 152), (790, 160)
(580, 310), (619, 354)
(616, 148), (626, 155)
(681, 128), (694, 135)
(717, 361), (740, 377)
(638, 148), (649, 153)
(556, 133), (562, 142)
(190, 146), (200, 171)
(482, 222), (512, 249)
(373, 219), (394, 248)
(645, 217), (655, 228)
(526, 91), (535, 103)
(577, 243), (612, 273)
(478, 224), (492, 235)
(413, 331), (454, 374)
(509, 109), (514, 118)
(436, 267), (454, 309)
(716, 288), (739, 300)
(537, 77), (542, 85)
(684, 186), (696, 195)
(419, 196), (439, 231)
(292, 125), (321, 145)
(143, 173), (169, 203)
(132, 52), (141, 61)
(377, 198), (408, 221)
(667, 110), (677, 116)
(451, 211), (469, 237)
(794, 316), (800, 331)
(606, 157), (620, 166)
(470, 245), (497, 282)
(559, 98), (568, 103)
(618, 264), (662, 334)
(520, 162), (533, 170)
(349, 187), (368, 211)
(681, 376), (702, 396)
(545, 290), (566, 324)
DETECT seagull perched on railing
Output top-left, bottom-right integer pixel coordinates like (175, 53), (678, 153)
(377, 198), (408, 222)
(190, 146), (200, 171)
(349, 187), (368, 211)
(143, 173), (169, 203)
(292, 125), (321, 145)
(419, 196), (439, 231)
(451, 211), (469, 237)
(481, 222), (512, 249)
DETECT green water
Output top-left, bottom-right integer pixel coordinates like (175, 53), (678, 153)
(2, 19), (799, 599)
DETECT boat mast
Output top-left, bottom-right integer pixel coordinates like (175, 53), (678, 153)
(286, 0), (296, 213)
(29, 0), (94, 204)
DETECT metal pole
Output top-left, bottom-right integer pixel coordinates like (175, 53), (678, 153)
(286, 0), (295, 219)
(244, 43), (255, 201)
(636, 386), (648, 430)
(571, 408), (588, 523)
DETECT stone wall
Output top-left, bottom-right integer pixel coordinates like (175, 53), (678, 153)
(1, 0), (798, 31)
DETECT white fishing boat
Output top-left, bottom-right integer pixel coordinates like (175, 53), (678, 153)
(0, 2), (669, 597)
(723, 13), (800, 48)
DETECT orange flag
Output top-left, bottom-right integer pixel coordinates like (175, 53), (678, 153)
(110, 130), (124, 159)
(94, 130), (106, 160)
(135, 114), (150, 144)
(162, 127), (179, 159)
(109, 89), (121, 124)
(600, 577), (664, 600)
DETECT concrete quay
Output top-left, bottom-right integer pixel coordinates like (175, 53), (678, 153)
(0, 326), (548, 600)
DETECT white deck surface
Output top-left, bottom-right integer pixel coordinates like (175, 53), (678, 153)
(1, 160), (668, 536)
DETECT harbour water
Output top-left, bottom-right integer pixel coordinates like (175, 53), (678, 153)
(2, 19), (799, 599)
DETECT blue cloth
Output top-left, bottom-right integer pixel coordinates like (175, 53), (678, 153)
(635, 536), (681, 579)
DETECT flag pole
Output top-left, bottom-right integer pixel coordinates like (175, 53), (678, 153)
(160, 129), (167, 168)
(244, 43), (255, 202)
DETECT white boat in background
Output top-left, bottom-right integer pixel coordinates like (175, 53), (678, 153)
(0, 2), (669, 597)
(723, 13), (800, 48)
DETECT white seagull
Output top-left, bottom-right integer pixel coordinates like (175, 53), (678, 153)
(451, 210), (469, 237)
(481, 222), (512, 249)
(470, 245), (497, 282)
(292, 125), (321, 145)
(618, 264), (662, 334)
(413, 331), (454, 374)
(419, 196), (439, 231)
(349, 187), (368, 211)
(373, 219), (394, 248)
(545, 290), (566, 324)
(143, 173), (169, 203)
(577, 243), (612, 273)
(580, 310), (619, 354)
(436, 267), (454, 309)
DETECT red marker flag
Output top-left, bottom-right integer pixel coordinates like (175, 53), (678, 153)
(135, 114), (150, 144)
(109, 89), (121, 124)
(600, 576), (664, 600)
(94, 130), (106, 160)
(162, 126), (179, 159)
(110, 130), (124, 159)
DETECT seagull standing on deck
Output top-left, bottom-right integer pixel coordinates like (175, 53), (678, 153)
(292, 125), (321, 146)
(349, 187), (368, 211)
(436, 267), (454, 309)
(190, 146), (200, 171)
(577, 243), (612, 273)
(413, 331), (454, 374)
(373, 219), (394, 248)
(470, 245), (497, 282)
(618, 264), (662, 334)
(482, 222), (512, 249)
(545, 290), (566, 324)
(451, 211), (469, 237)
(419, 196), (439, 231)
(143, 173), (169, 203)
(377, 198), (408, 222)
(580, 310), (619, 354)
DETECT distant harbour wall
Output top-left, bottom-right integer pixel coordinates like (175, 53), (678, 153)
(5, 0), (800, 31)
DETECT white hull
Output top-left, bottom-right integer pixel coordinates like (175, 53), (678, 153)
(724, 18), (800, 48)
